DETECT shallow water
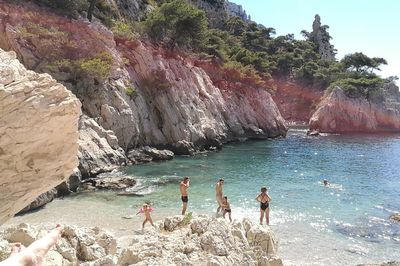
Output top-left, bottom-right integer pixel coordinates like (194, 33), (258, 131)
(6, 128), (400, 265)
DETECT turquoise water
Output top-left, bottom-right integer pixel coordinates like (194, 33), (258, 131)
(20, 128), (399, 265)
(119, 128), (400, 265)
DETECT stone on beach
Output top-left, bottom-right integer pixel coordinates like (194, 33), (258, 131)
(389, 213), (400, 222)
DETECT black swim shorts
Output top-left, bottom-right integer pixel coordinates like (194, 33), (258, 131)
(181, 196), (188, 203)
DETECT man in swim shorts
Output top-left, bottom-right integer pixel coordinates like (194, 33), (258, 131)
(180, 176), (190, 215)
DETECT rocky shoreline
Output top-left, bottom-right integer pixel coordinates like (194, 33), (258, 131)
(0, 214), (283, 266)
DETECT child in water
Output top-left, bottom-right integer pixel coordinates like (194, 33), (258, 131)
(136, 203), (155, 229)
(222, 196), (232, 222)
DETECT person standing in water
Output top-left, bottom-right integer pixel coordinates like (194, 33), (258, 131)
(256, 187), (271, 225)
(215, 178), (224, 214)
(136, 203), (155, 229)
(222, 196), (232, 222)
(180, 176), (190, 215)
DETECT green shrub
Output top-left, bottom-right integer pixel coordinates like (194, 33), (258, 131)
(78, 52), (113, 81)
(112, 21), (137, 41)
(35, 0), (89, 15)
(222, 61), (265, 85)
(125, 86), (138, 98)
(144, 0), (208, 50)
(329, 77), (385, 100)
(181, 212), (193, 226)
(48, 52), (113, 81)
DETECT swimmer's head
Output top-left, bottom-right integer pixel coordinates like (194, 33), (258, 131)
(261, 187), (267, 193)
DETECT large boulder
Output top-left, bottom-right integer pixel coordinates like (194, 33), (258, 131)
(309, 87), (400, 133)
(82, 175), (136, 190)
(0, 49), (81, 225)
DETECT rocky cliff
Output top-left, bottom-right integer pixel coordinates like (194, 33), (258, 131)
(0, 215), (282, 266)
(271, 81), (323, 124)
(309, 87), (400, 133)
(0, 49), (81, 224)
(0, 2), (287, 183)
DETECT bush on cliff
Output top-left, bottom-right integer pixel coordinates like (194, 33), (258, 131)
(111, 21), (137, 41)
(35, 0), (89, 15)
(50, 52), (113, 82)
(144, 0), (208, 50)
(329, 77), (385, 101)
(78, 52), (113, 81)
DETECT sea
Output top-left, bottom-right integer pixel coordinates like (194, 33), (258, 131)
(6, 128), (400, 265)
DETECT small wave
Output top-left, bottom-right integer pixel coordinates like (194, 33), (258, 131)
(345, 244), (369, 255)
(150, 175), (182, 186)
(374, 204), (398, 214)
(335, 216), (400, 242)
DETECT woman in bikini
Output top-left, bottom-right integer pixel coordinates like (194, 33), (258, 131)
(256, 187), (271, 225)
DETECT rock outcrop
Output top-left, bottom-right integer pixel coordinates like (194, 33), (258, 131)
(18, 189), (57, 214)
(82, 175), (136, 190)
(226, 0), (250, 21)
(309, 87), (400, 133)
(121, 214), (282, 266)
(77, 115), (127, 178)
(0, 215), (282, 266)
(309, 14), (335, 61)
(0, 49), (81, 224)
(0, 224), (117, 265)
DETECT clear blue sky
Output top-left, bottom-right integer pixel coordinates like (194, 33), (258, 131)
(233, 0), (400, 80)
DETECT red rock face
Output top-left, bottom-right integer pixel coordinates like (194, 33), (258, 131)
(309, 87), (400, 133)
(271, 81), (323, 124)
(0, 2), (114, 69)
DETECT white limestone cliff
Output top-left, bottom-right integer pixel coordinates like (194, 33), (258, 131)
(0, 49), (81, 224)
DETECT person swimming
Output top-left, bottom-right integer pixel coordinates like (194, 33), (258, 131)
(256, 187), (271, 225)
(323, 179), (329, 186)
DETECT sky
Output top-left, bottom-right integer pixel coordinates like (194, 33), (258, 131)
(233, 0), (400, 80)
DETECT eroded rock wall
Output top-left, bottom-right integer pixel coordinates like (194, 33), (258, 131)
(0, 2), (287, 180)
(0, 49), (81, 224)
(309, 87), (400, 133)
